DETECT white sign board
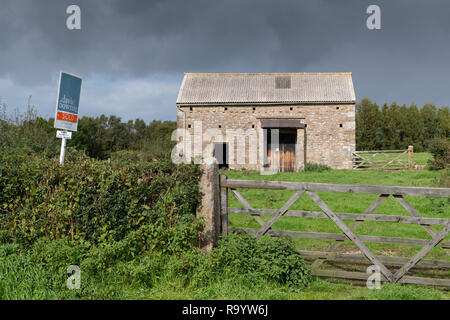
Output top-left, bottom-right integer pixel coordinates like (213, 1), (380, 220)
(56, 130), (72, 139)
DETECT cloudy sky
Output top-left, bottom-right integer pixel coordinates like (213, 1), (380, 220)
(1, 0), (450, 122)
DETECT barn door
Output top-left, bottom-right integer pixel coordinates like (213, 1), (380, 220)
(266, 129), (296, 172)
(279, 129), (296, 172)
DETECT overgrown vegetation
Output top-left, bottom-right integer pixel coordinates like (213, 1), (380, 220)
(0, 230), (313, 299)
(0, 102), (449, 300)
(0, 127), (313, 299)
(0, 150), (202, 247)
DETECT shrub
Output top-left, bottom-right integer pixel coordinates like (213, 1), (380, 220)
(198, 232), (312, 290)
(304, 162), (332, 172)
(0, 151), (202, 246)
(427, 137), (450, 170)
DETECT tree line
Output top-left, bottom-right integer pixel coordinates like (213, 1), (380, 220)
(0, 105), (176, 160)
(356, 98), (449, 152)
(1, 99), (449, 160)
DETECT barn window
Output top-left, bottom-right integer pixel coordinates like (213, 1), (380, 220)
(275, 76), (291, 89)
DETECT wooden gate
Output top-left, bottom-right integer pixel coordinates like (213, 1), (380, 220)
(352, 146), (414, 170)
(219, 175), (450, 287)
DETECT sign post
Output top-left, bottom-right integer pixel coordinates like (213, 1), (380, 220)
(54, 71), (82, 165)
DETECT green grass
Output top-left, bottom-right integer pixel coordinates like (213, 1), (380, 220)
(0, 248), (448, 300)
(413, 152), (433, 166)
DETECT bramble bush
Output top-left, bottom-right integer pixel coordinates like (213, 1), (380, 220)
(0, 149), (203, 247)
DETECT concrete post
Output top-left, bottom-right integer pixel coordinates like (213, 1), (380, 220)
(196, 157), (221, 252)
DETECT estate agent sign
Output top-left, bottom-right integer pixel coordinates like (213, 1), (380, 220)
(54, 71), (82, 132)
(54, 71), (82, 165)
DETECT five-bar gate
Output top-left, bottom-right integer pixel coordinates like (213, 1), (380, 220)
(220, 175), (450, 287)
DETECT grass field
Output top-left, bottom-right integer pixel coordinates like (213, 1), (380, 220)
(220, 154), (449, 299)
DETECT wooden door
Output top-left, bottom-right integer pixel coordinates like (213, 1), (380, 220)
(281, 143), (295, 172)
(266, 130), (296, 172)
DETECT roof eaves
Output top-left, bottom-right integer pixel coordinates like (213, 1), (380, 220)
(176, 100), (356, 106)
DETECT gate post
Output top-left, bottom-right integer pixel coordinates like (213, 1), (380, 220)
(196, 158), (221, 252)
(220, 174), (228, 234)
(408, 145), (414, 169)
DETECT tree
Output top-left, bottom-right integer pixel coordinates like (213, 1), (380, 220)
(356, 98), (381, 150)
(437, 106), (449, 139)
(403, 104), (424, 152)
(420, 103), (439, 149)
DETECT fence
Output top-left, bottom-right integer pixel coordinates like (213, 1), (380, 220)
(218, 174), (450, 287)
(352, 145), (414, 170)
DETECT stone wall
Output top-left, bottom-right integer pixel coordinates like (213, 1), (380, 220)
(176, 104), (355, 170)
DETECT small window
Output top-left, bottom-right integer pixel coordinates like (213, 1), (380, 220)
(218, 125), (222, 128)
(214, 143), (229, 169)
(224, 107), (228, 111)
(290, 107), (293, 111)
(336, 107), (340, 110)
(339, 123), (343, 128)
(253, 107), (256, 111)
(252, 124), (255, 128)
(190, 107), (193, 111)
(304, 124), (307, 128)
(188, 124), (191, 128)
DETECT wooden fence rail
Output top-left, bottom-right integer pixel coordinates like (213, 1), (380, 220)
(352, 145), (414, 170)
(219, 175), (450, 287)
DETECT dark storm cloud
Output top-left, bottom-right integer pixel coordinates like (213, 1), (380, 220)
(1, 0), (450, 120)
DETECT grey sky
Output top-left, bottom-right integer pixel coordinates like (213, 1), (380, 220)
(1, 0), (450, 122)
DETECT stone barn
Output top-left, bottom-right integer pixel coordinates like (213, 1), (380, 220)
(176, 73), (356, 171)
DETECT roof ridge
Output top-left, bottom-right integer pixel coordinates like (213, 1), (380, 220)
(184, 72), (352, 76)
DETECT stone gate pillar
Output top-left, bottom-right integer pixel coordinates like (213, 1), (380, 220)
(196, 158), (221, 252)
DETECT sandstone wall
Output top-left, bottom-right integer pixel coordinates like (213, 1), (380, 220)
(176, 104), (355, 170)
